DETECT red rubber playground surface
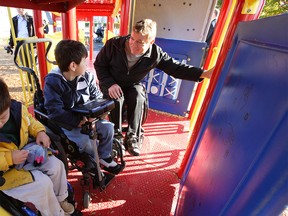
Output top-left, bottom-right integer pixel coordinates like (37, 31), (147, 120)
(68, 109), (191, 216)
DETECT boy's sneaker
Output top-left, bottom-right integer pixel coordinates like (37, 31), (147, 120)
(99, 157), (122, 175)
(126, 136), (140, 156)
(59, 199), (74, 214)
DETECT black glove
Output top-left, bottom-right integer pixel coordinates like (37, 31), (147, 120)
(4, 46), (13, 55)
(0, 171), (5, 186)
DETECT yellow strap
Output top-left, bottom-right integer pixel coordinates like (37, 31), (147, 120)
(0, 169), (33, 191)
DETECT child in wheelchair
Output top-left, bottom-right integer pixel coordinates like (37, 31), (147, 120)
(43, 39), (122, 175)
(0, 78), (75, 216)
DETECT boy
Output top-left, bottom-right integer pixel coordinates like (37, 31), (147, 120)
(0, 78), (74, 216)
(44, 39), (121, 174)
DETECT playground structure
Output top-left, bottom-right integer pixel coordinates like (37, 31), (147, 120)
(0, 0), (287, 215)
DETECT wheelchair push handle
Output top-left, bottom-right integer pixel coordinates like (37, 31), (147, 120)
(13, 38), (56, 113)
(13, 38), (56, 71)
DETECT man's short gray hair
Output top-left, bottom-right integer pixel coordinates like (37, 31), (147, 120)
(132, 19), (157, 40)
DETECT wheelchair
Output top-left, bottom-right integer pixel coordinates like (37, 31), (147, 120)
(111, 84), (149, 150)
(13, 38), (126, 209)
(0, 172), (81, 216)
(0, 171), (37, 216)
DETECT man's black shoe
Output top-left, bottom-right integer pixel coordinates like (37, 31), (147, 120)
(126, 136), (140, 156)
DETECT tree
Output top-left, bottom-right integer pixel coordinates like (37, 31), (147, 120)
(216, 0), (288, 18)
(260, 0), (288, 18)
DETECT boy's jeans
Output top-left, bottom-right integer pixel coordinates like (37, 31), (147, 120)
(62, 119), (114, 159)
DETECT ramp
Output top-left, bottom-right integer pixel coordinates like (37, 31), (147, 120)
(175, 14), (288, 216)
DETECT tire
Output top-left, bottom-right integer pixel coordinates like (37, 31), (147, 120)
(50, 140), (69, 176)
(112, 138), (124, 162)
(142, 93), (149, 125)
(66, 182), (75, 206)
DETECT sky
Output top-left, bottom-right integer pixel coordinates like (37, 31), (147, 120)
(0, 7), (13, 39)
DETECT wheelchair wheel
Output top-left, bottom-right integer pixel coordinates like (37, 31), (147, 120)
(142, 89), (149, 125)
(112, 138), (124, 162)
(67, 182), (75, 205)
(121, 84), (149, 134)
(50, 140), (69, 176)
(121, 93), (149, 126)
(83, 191), (91, 209)
(0, 191), (39, 216)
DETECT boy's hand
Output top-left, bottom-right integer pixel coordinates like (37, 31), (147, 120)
(12, 150), (29, 165)
(78, 116), (88, 128)
(36, 131), (51, 148)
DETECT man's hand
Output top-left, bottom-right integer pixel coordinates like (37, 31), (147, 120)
(200, 67), (215, 79)
(36, 131), (51, 148)
(108, 84), (123, 99)
(12, 150), (29, 165)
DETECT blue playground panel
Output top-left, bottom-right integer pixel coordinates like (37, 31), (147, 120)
(175, 14), (288, 215)
(144, 38), (206, 116)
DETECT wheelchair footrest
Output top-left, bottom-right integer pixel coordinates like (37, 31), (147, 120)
(113, 162), (125, 175)
(93, 172), (114, 191)
(101, 162), (126, 175)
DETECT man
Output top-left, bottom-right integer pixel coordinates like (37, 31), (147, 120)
(94, 19), (214, 156)
(205, 8), (220, 46)
(7, 8), (35, 88)
(8, 8), (35, 49)
(43, 19), (49, 34)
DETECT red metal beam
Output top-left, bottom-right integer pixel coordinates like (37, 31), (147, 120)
(89, 16), (94, 61)
(36, 0), (72, 3)
(33, 10), (48, 88)
(120, 0), (130, 35)
(77, 3), (115, 10)
(77, 11), (113, 17)
(61, 8), (77, 40)
(0, 0), (85, 13)
(76, 2), (115, 17)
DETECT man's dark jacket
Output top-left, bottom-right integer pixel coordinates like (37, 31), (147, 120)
(94, 36), (204, 96)
(9, 14), (35, 48)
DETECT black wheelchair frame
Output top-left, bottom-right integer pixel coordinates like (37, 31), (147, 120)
(0, 172), (80, 216)
(0, 189), (38, 216)
(0, 170), (37, 216)
(11, 38), (125, 209)
(114, 85), (149, 149)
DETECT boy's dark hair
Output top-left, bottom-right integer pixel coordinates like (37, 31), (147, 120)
(0, 78), (11, 114)
(54, 40), (88, 72)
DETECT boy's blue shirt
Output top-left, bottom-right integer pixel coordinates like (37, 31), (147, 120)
(44, 67), (103, 128)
